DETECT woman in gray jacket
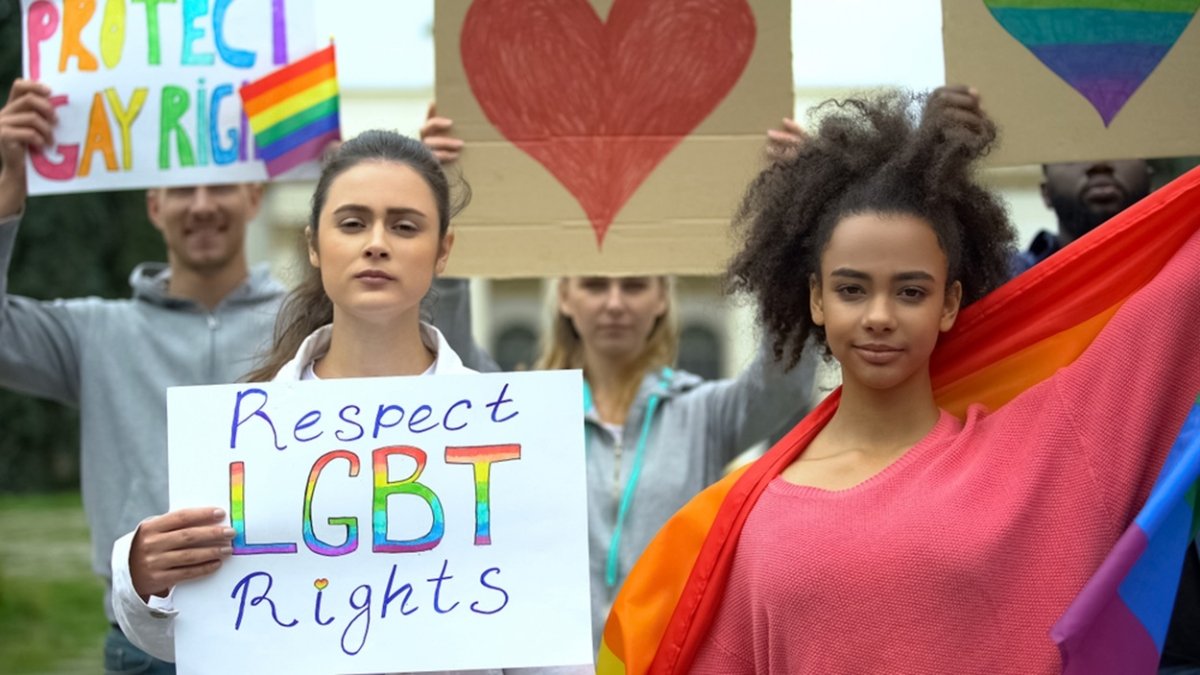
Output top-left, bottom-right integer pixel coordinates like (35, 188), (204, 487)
(541, 275), (817, 649)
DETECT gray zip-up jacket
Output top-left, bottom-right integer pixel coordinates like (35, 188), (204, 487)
(0, 214), (494, 623)
(584, 345), (817, 649)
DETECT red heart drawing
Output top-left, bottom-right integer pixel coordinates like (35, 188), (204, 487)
(461, 0), (756, 246)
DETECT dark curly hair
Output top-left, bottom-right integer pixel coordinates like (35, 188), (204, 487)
(727, 91), (1016, 368)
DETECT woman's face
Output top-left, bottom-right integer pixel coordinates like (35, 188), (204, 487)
(310, 161), (452, 325)
(810, 212), (961, 392)
(558, 276), (668, 365)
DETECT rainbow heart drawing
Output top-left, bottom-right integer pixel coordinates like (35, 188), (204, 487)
(983, 0), (1200, 126)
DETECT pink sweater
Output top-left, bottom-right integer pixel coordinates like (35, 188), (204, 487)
(691, 230), (1200, 674)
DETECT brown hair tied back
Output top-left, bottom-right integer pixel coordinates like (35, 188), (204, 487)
(245, 130), (470, 382)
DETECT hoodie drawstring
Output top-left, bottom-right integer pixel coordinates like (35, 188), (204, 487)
(584, 368), (674, 588)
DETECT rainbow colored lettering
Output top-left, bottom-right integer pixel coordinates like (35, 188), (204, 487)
(303, 450), (360, 557)
(446, 445), (524, 545)
(232, 444), (523, 556)
(230, 461), (297, 555)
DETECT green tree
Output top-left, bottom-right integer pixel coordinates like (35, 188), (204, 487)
(0, 0), (165, 491)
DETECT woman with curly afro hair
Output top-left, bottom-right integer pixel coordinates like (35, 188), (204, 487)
(674, 88), (1200, 673)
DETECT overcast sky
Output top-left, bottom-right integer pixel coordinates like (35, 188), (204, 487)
(317, 0), (945, 91)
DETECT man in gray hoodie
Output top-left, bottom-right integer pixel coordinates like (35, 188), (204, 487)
(0, 79), (490, 674)
(1, 79), (276, 674)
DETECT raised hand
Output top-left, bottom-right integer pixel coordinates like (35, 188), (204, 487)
(420, 102), (464, 165)
(922, 85), (993, 149)
(765, 117), (807, 163)
(0, 80), (57, 216)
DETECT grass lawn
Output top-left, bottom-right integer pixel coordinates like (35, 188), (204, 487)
(0, 492), (109, 674)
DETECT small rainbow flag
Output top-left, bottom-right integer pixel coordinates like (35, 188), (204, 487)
(239, 44), (341, 178)
(598, 164), (1200, 675)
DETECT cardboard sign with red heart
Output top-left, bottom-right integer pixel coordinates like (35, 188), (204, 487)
(436, 0), (792, 277)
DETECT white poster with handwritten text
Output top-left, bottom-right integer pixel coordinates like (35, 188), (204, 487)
(20, 0), (318, 194)
(167, 370), (592, 674)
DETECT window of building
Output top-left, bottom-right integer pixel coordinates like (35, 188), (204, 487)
(493, 324), (539, 372)
(677, 323), (722, 380)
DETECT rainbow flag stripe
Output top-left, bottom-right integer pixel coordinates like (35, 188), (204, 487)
(598, 164), (1200, 675)
(239, 44), (341, 178)
(982, 0), (1200, 125)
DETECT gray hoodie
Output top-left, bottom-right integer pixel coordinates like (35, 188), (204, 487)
(0, 214), (285, 622)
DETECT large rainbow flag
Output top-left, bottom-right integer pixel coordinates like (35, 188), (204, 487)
(598, 165), (1200, 675)
(1052, 402), (1200, 673)
(239, 44), (341, 178)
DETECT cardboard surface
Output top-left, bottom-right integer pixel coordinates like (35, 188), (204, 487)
(435, 0), (792, 277)
(168, 371), (592, 674)
(944, 1), (1200, 167)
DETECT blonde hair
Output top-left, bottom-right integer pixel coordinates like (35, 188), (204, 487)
(536, 276), (679, 375)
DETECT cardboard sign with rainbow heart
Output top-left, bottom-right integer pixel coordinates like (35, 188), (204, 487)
(944, 1), (1200, 166)
(435, 0), (792, 277)
(983, 0), (1200, 126)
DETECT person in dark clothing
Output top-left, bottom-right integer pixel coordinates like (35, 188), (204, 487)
(1011, 159), (1152, 275)
(1161, 545), (1200, 673)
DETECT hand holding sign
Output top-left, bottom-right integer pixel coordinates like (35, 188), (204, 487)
(419, 103), (463, 165)
(129, 507), (235, 600)
(0, 80), (56, 215)
(921, 85), (990, 144)
(764, 117), (806, 163)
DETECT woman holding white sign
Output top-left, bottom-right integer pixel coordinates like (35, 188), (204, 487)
(110, 131), (588, 674)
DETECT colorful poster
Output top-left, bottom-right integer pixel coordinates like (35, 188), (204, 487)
(435, 0), (793, 277)
(167, 370), (592, 674)
(20, 0), (319, 195)
(943, 1), (1200, 166)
